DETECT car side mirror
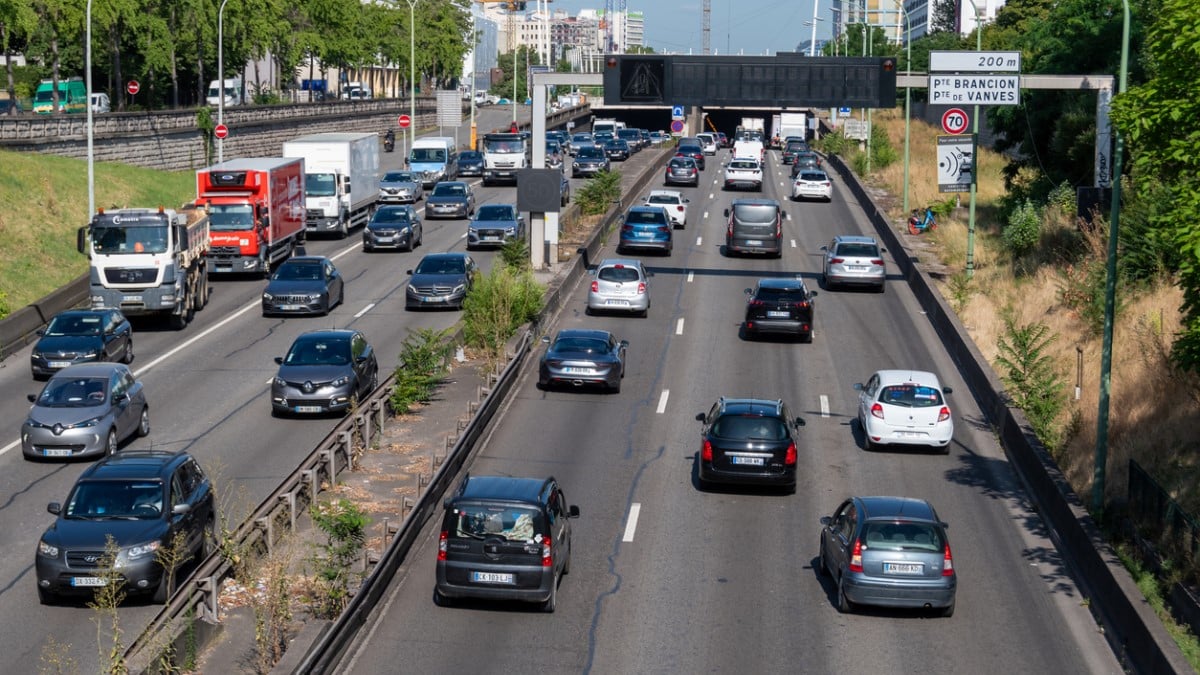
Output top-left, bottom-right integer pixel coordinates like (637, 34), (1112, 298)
(795, 417), (806, 427)
(808, 290), (818, 298)
(744, 288), (753, 295)
(274, 356), (284, 365)
(695, 412), (706, 422)
(406, 269), (413, 275)
(819, 515), (831, 526)
(880, 247), (887, 253)
(684, 198), (690, 203)
(541, 335), (551, 344)
(568, 505), (581, 518)
(36, 328), (45, 336)
(28, 393), (38, 403)
(619, 340), (629, 348)
(820, 245), (828, 251)
(48, 502), (61, 515)
(172, 503), (191, 515)
(784, 212), (791, 220)
(943, 386), (953, 395)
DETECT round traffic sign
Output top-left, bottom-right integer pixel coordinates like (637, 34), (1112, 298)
(213, 123), (229, 139)
(126, 80), (140, 96)
(941, 107), (969, 135)
(670, 120), (685, 133)
(398, 114), (412, 129)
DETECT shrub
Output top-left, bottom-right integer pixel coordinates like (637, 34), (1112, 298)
(388, 327), (453, 414)
(308, 498), (369, 618)
(462, 265), (544, 356)
(575, 170), (622, 215)
(994, 313), (1067, 450)
(1002, 199), (1041, 258)
(498, 237), (530, 272)
(867, 123), (898, 169)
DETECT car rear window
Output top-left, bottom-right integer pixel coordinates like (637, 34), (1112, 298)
(712, 415), (788, 441)
(669, 158), (693, 168)
(732, 204), (778, 224)
(756, 286), (806, 301)
(627, 210), (667, 225)
(647, 195), (679, 205)
(730, 160), (759, 169)
(878, 384), (944, 407)
(786, 141), (806, 151)
(835, 243), (879, 257)
(449, 504), (544, 541)
(599, 266), (641, 282)
(798, 172), (827, 182)
(678, 145), (702, 154)
(863, 521), (943, 551)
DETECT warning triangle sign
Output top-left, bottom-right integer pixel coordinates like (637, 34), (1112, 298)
(622, 61), (664, 102)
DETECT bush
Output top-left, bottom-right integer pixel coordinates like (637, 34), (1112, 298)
(308, 498), (369, 618)
(867, 123), (898, 169)
(388, 327), (453, 414)
(994, 313), (1067, 450)
(1003, 199), (1041, 258)
(462, 265), (544, 356)
(575, 170), (622, 215)
(498, 237), (530, 272)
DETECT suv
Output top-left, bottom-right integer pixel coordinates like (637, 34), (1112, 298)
(435, 474), (580, 612)
(36, 450), (216, 604)
(822, 235), (886, 292)
(618, 205), (673, 255)
(743, 278), (818, 342)
(695, 397), (805, 491)
(725, 199), (787, 258)
(588, 258), (652, 317)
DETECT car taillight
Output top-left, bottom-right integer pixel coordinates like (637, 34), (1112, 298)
(701, 439), (713, 461)
(659, 226), (670, 233)
(871, 258), (884, 266)
(591, 280), (599, 292)
(871, 402), (884, 419)
(438, 531), (448, 561)
(677, 205), (684, 212)
(621, 224), (633, 233)
(775, 218), (782, 238)
(784, 442), (797, 465)
(938, 406), (951, 423)
(849, 539), (864, 573)
(793, 301), (809, 309)
(830, 257), (845, 264)
(942, 542), (955, 576)
(542, 534), (553, 567)
(637, 282), (646, 294)
(727, 220), (734, 237)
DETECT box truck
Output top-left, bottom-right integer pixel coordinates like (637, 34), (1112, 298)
(778, 112), (808, 143)
(197, 158), (306, 276)
(282, 132), (380, 237)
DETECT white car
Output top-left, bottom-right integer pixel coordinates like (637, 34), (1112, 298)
(696, 133), (719, 155)
(854, 370), (954, 453)
(723, 157), (763, 191)
(792, 169), (833, 201)
(643, 189), (690, 229)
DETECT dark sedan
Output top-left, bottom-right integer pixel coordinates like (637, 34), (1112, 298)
(675, 144), (706, 170)
(261, 256), (344, 316)
(604, 139), (632, 161)
(467, 203), (524, 249)
(425, 181), (476, 219)
(664, 157), (700, 187)
(458, 150), (485, 177)
(30, 308), (133, 379)
(271, 329), (379, 416)
(363, 205), (423, 252)
(538, 329), (627, 393)
(572, 146), (611, 177)
(742, 278), (817, 342)
(695, 397), (805, 491)
(406, 252), (477, 310)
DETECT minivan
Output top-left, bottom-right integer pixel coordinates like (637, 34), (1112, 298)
(725, 198), (788, 257)
(33, 77), (87, 114)
(89, 92), (111, 114)
(206, 77), (243, 107)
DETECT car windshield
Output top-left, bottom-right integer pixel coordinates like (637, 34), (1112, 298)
(554, 337), (609, 353)
(305, 172), (337, 197)
(91, 225), (169, 255)
(45, 314), (104, 336)
(572, 134), (592, 143)
(65, 480), (166, 520)
(484, 138), (522, 153)
(372, 208), (411, 224)
(647, 195), (679, 205)
(410, 148), (446, 162)
(432, 184), (466, 197)
(712, 415), (788, 441)
(415, 257), (466, 275)
(626, 210), (667, 225)
(598, 266), (641, 282)
(878, 384), (944, 408)
(732, 204), (778, 224)
(206, 204), (255, 231)
(756, 286), (806, 301)
(37, 377), (110, 407)
(272, 262), (323, 281)
(383, 171), (415, 183)
(475, 205), (515, 221)
(460, 151), (482, 161)
(285, 338), (351, 366)
(835, 243), (879, 257)
(863, 521), (944, 552)
(606, 140), (627, 148)
(578, 147), (605, 159)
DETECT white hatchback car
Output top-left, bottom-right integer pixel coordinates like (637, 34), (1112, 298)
(643, 190), (689, 229)
(723, 157), (763, 191)
(587, 258), (652, 317)
(792, 169), (833, 202)
(696, 133), (719, 155)
(854, 370), (954, 453)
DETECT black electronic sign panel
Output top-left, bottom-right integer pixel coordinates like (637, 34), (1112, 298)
(603, 55), (896, 109)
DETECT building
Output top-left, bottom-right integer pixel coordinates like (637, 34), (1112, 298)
(827, 0), (1008, 46)
(463, 10), (500, 92)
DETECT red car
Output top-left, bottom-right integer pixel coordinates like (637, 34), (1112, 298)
(716, 132), (730, 148)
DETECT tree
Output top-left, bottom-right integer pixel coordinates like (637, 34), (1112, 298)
(0, 0), (38, 112)
(931, 0), (958, 34)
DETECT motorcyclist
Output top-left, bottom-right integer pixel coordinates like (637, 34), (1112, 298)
(384, 128), (395, 152)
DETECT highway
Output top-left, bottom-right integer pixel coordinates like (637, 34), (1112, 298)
(337, 147), (1123, 673)
(0, 106), (616, 673)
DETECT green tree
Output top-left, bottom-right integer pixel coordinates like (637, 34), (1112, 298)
(0, 0), (38, 111)
(931, 0), (958, 33)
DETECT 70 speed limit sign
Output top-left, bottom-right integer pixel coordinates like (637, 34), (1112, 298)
(941, 108), (970, 135)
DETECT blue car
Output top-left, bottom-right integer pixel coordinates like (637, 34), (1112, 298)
(458, 150), (485, 177)
(617, 205), (673, 256)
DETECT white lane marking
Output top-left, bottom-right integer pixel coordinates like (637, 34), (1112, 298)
(656, 390), (670, 414)
(695, 236), (703, 247)
(622, 503), (642, 542)
(459, 232), (467, 239)
(687, 271), (695, 282)
(790, 239), (797, 248)
(708, 193), (715, 199)
(820, 395), (830, 418)
(676, 318), (685, 335)
(355, 302), (376, 318)
(702, 211), (709, 220)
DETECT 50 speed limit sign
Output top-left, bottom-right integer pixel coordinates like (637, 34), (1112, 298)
(941, 108), (969, 135)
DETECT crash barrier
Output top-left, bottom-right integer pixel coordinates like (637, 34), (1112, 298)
(824, 152), (1190, 674)
(0, 275), (89, 361)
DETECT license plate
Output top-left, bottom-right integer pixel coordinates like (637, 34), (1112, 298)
(746, 240), (763, 246)
(122, 295), (142, 303)
(730, 456), (765, 466)
(293, 405), (322, 413)
(471, 571), (514, 584)
(637, 232), (654, 238)
(483, 236), (501, 242)
(766, 311), (790, 318)
(43, 448), (72, 457)
(849, 266), (869, 271)
(883, 562), (924, 575)
(71, 576), (107, 587)
(606, 299), (629, 306)
(49, 361), (72, 368)
(376, 236), (394, 242)
(896, 431), (923, 438)
(562, 367), (592, 374)
(278, 304), (301, 311)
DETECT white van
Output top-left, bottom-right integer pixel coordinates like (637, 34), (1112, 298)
(206, 77), (242, 107)
(408, 137), (459, 187)
(89, 92), (110, 113)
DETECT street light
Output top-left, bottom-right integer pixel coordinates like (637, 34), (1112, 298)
(891, 0), (912, 216)
(86, 0), (94, 216)
(807, 0), (821, 57)
(218, 0), (231, 163)
(965, 0), (984, 278)
(406, 0), (418, 161)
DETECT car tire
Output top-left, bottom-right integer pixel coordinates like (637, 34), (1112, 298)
(941, 598), (956, 618)
(540, 576), (558, 613)
(837, 577), (855, 614)
(638, 308), (648, 318)
(138, 407), (150, 437)
(123, 339), (134, 364)
(610, 380), (621, 394)
(104, 429), (119, 456)
(433, 587), (453, 607)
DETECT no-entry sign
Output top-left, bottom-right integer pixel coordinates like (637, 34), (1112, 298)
(214, 124), (229, 139)
(398, 114), (412, 129)
(126, 80), (140, 96)
(941, 108), (969, 135)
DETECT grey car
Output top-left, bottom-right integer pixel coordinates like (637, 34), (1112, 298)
(363, 205), (423, 252)
(725, 199), (787, 258)
(378, 170), (424, 204)
(818, 496), (957, 617)
(586, 258), (651, 317)
(22, 362), (149, 460)
(261, 256), (344, 316)
(406, 252), (477, 310)
(271, 329), (379, 416)
(822, 235), (886, 292)
(538, 329), (628, 392)
(467, 203), (525, 250)
(30, 308), (133, 379)
(425, 181), (476, 219)
(572, 146), (610, 177)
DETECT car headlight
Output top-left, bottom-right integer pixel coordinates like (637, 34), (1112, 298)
(331, 376), (350, 388)
(72, 415), (105, 429)
(504, 227), (515, 235)
(123, 540), (160, 561)
(452, 283), (466, 294)
(307, 293), (322, 302)
(82, 349), (102, 360)
(38, 540), (59, 558)
(273, 377), (286, 388)
(262, 292), (273, 301)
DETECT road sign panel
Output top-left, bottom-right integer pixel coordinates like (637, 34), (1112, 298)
(930, 50), (1022, 73)
(397, 114), (412, 128)
(937, 135), (975, 192)
(672, 105), (684, 118)
(929, 74), (1019, 106)
(838, 107), (852, 114)
(843, 119), (869, 141)
(213, 124), (229, 139)
(126, 80), (140, 96)
(941, 108), (969, 135)
(670, 120), (685, 133)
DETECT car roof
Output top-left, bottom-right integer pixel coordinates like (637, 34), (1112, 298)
(833, 234), (878, 245)
(756, 277), (805, 289)
(283, 256), (328, 264)
(48, 362), (128, 379)
(294, 328), (358, 342)
(79, 450), (188, 481)
(420, 252), (470, 262)
(871, 370), (943, 388)
(597, 257), (644, 269)
(856, 496), (940, 523)
(556, 328), (613, 341)
(453, 475), (553, 505)
(627, 205), (668, 215)
(715, 397), (785, 416)
(53, 308), (112, 318)
(731, 198), (780, 207)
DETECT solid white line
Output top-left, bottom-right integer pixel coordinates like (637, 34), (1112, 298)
(656, 390), (670, 414)
(820, 395), (830, 418)
(695, 236), (703, 247)
(675, 318), (685, 335)
(622, 503), (642, 542)
(687, 271), (695, 282)
(354, 302), (376, 319)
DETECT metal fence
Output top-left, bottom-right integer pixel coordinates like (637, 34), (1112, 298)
(1128, 459), (1200, 558)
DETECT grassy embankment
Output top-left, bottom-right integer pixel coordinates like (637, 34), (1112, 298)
(0, 148), (195, 314)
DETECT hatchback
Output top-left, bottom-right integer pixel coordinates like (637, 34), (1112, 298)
(604, 138), (631, 161)
(377, 170), (424, 204)
(435, 474), (580, 612)
(457, 151), (485, 177)
(725, 199), (787, 257)
(818, 496), (957, 616)
(569, 132), (594, 155)
(30, 308), (133, 379)
(587, 258), (652, 317)
(792, 170), (833, 202)
(363, 205), (423, 252)
(271, 329), (379, 416)
(743, 278), (818, 342)
(644, 189), (689, 228)
(23, 362), (149, 460)
(790, 152), (821, 176)
(538, 329), (628, 392)
(675, 144), (705, 170)
(822, 235), (886, 292)
(665, 157), (700, 187)
(854, 370), (954, 453)
(425, 181), (476, 219)
(36, 450), (216, 604)
(618, 206), (673, 256)
(695, 397), (805, 491)
(261, 256), (344, 316)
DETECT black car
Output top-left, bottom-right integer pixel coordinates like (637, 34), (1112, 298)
(363, 205), (423, 252)
(695, 397), (805, 491)
(36, 450), (215, 604)
(538, 329), (628, 393)
(781, 139), (809, 164)
(790, 151), (822, 177)
(271, 329), (379, 416)
(406, 252), (477, 310)
(435, 474), (580, 612)
(458, 150), (485, 177)
(664, 157), (700, 187)
(261, 256), (344, 316)
(742, 278), (818, 342)
(572, 146), (611, 177)
(30, 308), (133, 379)
(675, 144), (705, 170)
(604, 138), (631, 161)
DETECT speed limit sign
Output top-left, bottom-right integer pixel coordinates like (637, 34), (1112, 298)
(941, 108), (969, 135)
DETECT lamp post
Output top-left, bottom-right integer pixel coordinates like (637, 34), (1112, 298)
(406, 0), (418, 161)
(469, 15), (478, 150)
(808, 0), (821, 57)
(217, 0), (230, 163)
(86, 0), (94, 216)
(891, 0), (912, 215)
(965, 0), (983, 277)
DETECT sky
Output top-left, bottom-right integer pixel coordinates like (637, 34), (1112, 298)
(544, 0), (829, 56)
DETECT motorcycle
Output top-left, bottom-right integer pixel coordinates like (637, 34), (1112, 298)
(383, 131), (395, 153)
(908, 207), (937, 234)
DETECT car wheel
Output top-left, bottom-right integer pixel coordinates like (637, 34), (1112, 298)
(941, 598), (956, 618)
(405, 235), (415, 252)
(138, 407), (150, 437)
(433, 587), (453, 607)
(104, 429), (119, 456)
(540, 576), (558, 613)
(802, 331), (813, 344)
(123, 339), (134, 364)
(837, 577), (855, 614)
(610, 379), (621, 394)
(875, 283), (886, 294)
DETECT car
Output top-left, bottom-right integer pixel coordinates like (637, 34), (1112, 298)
(603, 138), (631, 161)
(0, 95), (23, 114)
(363, 205), (423, 252)
(457, 150), (485, 177)
(406, 252), (477, 310)
(790, 151), (822, 176)
(854, 370), (954, 453)
(538, 329), (628, 392)
(592, 131), (615, 146)
(434, 474), (580, 612)
(821, 235), (886, 291)
(675, 144), (705, 170)
(637, 129), (652, 148)
(467, 203), (525, 249)
(742, 278), (818, 342)
(723, 156), (764, 191)
(716, 131), (730, 148)
(725, 198), (787, 258)
(378, 170), (424, 204)
(572, 145), (610, 177)
(271, 329), (379, 416)
(792, 169), (833, 202)
(89, 92), (111, 113)
(587, 258), (652, 317)
(618, 205), (673, 255)
(425, 181), (476, 219)
(818, 496), (957, 616)
(568, 132), (593, 155)
(781, 138), (809, 164)
(648, 131), (667, 146)
(547, 130), (570, 147)
(30, 308), (133, 379)
(696, 133), (718, 155)
(261, 256), (344, 316)
(22, 362), (149, 460)
(694, 397), (805, 491)
(35, 449), (216, 604)
(617, 128), (643, 152)
(664, 156), (700, 187)
(644, 189), (689, 228)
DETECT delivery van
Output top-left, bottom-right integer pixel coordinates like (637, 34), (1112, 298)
(33, 77), (87, 114)
(407, 137), (459, 187)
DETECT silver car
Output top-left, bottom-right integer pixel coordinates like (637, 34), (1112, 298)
(22, 363), (149, 460)
(822, 235), (886, 292)
(378, 170), (424, 204)
(586, 258), (652, 317)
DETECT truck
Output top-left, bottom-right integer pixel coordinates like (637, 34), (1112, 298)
(481, 132), (529, 186)
(591, 118), (625, 136)
(282, 132), (380, 238)
(736, 117), (766, 142)
(770, 114), (782, 147)
(778, 112), (808, 144)
(77, 205), (210, 330)
(196, 157), (306, 276)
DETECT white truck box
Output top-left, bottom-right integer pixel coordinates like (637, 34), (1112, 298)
(282, 132), (380, 237)
(778, 112), (808, 142)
